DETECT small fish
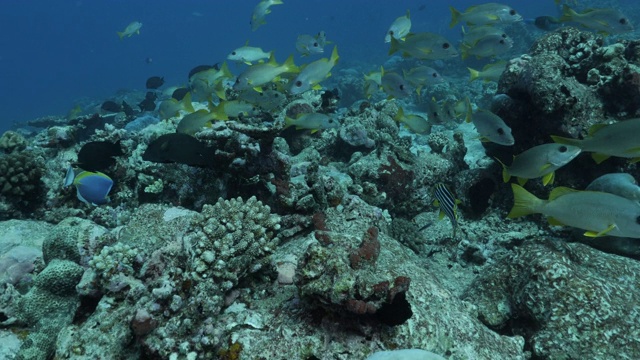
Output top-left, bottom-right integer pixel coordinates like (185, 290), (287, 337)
(449, 3), (522, 28)
(385, 10), (411, 43)
(394, 107), (431, 134)
(403, 66), (445, 94)
(121, 101), (135, 116)
(212, 100), (259, 119)
(188, 64), (220, 79)
(289, 46), (339, 95)
(530, 16), (563, 31)
(189, 62), (233, 100)
(284, 113), (338, 133)
(461, 34), (513, 60)
(101, 101), (121, 113)
(238, 89), (286, 111)
(142, 133), (217, 168)
(468, 60), (507, 82)
(559, 5), (633, 35)
(295, 33), (327, 57)
(77, 140), (124, 172)
(64, 167), (113, 206)
(171, 87), (190, 101)
(497, 143), (582, 186)
(117, 21), (142, 40)
(381, 70), (412, 99)
(233, 54), (298, 92)
(470, 109), (514, 145)
(139, 91), (158, 112)
(551, 118), (640, 164)
(227, 44), (272, 65)
(443, 97), (473, 123)
(389, 32), (459, 60)
(251, 0), (283, 31)
(508, 184), (640, 238)
(146, 76), (164, 89)
(586, 173), (640, 202)
(176, 109), (217, 136)
(433, 183), (461, 238)
(158, 92), (195, 120)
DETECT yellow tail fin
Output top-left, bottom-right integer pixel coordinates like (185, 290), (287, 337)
(507, 184), (544, 218)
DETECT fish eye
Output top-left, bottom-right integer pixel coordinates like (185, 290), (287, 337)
(231, 51), (236, 55)
(509, 9), (516, 16)
(295, 80), (302, 87)
(559, 145), (567, 153)
(620, 18), (628, 25)
(432, 72), (438, 78)
(497, 128), (505, 135)
(313, 42), (319, 47)
(499, 39), (505, 44)
(328, 118), (334, 123)
(442, 43), (450, 49)
(399, 84), (405, 90)
(501, 33), (507, 38)
(389, 30), (395, 36)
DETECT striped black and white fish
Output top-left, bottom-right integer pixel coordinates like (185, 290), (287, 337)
(433, 183), (461, 238)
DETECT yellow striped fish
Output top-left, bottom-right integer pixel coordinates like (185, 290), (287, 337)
(433, 183), (461, 238)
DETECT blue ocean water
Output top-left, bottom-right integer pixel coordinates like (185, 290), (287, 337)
(0, 0), (635, 133)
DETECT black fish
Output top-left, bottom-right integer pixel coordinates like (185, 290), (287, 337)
(188, 63), (220, 79)
(122, 101), (135, 116)
(138, 92), (158, 112)
(172, 87), (190, 101)
(146, 76), (165, 89)
(77, 140), (124, 171)
(142, 133), (216, 168)
(101, 101), (121, 113)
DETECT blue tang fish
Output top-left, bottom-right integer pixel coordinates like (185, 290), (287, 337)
(64, 167), (113, 206)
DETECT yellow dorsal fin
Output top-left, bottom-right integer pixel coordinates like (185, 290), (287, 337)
(542, 172), (555, 186)
(549, 186), (577, 200)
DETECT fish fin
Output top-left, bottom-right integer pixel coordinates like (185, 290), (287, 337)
(181, 92), (195, 113)
(438, 210), (446, 220)
(210, 102), (228, 121)
(547, 217), (565, 226)
(507, 184), (544, 218)
(517, 177), (528, 186)
(213, 81), (227, 101)
(539, 163), (552, 172)
(550, 135), (581, 147)
(587, 123), (607, 136)
(549, 186), (577, 200)
(310, 129), (319, 134)
(542, 172), (555, 186)
(329, 46), (339, 65)
(493, 157), (511, 183)
(468, 67), (480, 82)
(312, 84), (323, 90)
(433, 199), (440, 207)
(284, 116), (295, 128)
(449, 6), (461, 28)
(244, 61), (252, 66)
(584, 224), (616, 238)
(630, 157), (640, 164)
(283, 54), (298, 73)
(394, 107), (405, 122)
(559, 5), (577, 22)
(389, 37), (400, 56)
(487, 14), (500, 21)
(117, 31), (124, 40)
(591, 153), (610, 164)
(253, 86), (263, 93)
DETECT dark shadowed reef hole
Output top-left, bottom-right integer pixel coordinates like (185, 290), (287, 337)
(467, 178), (496, 217)
(375, 292), (413, 326)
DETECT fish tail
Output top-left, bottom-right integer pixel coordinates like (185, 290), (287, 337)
(284, 116), (295, 128)
(283, 54), (298, 73)
(220, 61), (233, 79)
(468, 67), (480, 82)
(272, 0), (284, 4)
(181, 92), (195, 113)
(117, 31), (124, 40)
(329, 46), (339, 65)
(550, 135), (582, 147)
(210, 101), (228, 121)
(463, 97), (472, 123)
(389, 37), (400, 56)
(559, 4), (576, 22)
(393, 107), (405, 122)
(449, 6), (461, 28)
(507, 184), (544, 218)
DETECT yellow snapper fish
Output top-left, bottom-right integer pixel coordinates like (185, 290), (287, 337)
(233, 53), (298, 92)
(394, 107), (431, 134)
(284, 113), (339, 133)
(461, 34), (513, 60)
(227, 44), (272, 65)
(508, 184), (640, 238)
(212, 100), (259, 119)
(449, 3), (522, 28)
(295, 32), (329, 57)
(158, 92), (195, 120)
(389, 32), (459, 60)
(469, 109), (514, 145)
(551, 118), (640, 164)
(238, 88), (286, 111)
(559, 5), (633, 35)
(468, 60), (508, 82)
(290, 46), (339, 95)
(176, 109), (220, 136)
(188, 62), (233, 100)
(586, 173), (640, 202)
(384, 10), (411, 43)
(117, 21), (142, 40)
(251, 0), (283, 31)
(381, 69), (412, 99)
(403, 66), (445, 95)
(497, 143), (582, 186)
(461, 25), (509, 44)
(443, 97), (473, 123)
